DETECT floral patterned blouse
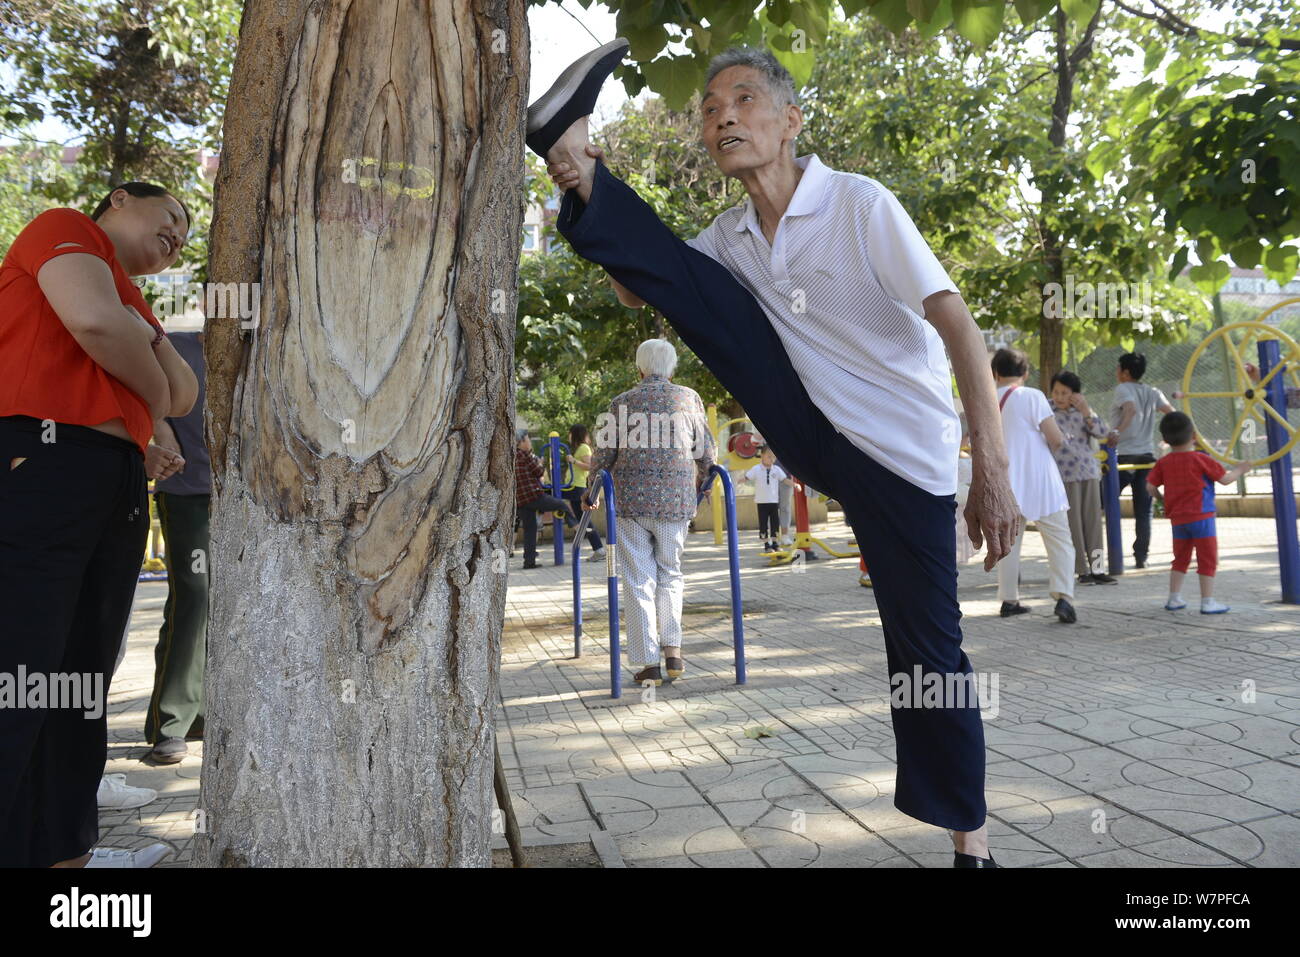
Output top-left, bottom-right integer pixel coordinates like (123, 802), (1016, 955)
(590, 374), (716, 521)
(1051, 404), (1109, 483)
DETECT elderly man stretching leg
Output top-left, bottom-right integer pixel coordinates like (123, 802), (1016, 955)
(529, 42), (1019, 867)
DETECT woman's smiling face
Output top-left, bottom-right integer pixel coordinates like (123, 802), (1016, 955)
(102, 190), (189, 276)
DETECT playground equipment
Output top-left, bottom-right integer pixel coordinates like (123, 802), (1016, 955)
(541, 431), (576, 566)
(139, 485), (168, 581)
(767, 478), (859, 566)
(1180, 317), (1300, 466)
(571, 465), (746, 699)
(706, 405), (763, 545)
(1101, 302), (1300, 602)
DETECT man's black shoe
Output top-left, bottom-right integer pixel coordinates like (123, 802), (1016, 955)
(1093, 572), (1118, 584)
(1055, 598), (1077, 623)
(1078, 573), (1097, 585)
(953, 852), (998, 868)
(1134, 557), (1146, 569)
(525, 38), (629, 157)
(999, 601), (1029, 618)
(522, 560), (539, 569)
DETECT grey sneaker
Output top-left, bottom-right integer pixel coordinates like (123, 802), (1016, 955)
(149, 736), (187, 764)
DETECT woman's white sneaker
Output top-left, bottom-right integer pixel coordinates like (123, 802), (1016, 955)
(84, 843), (171, 868)
(97, 774), (157, 810)
(1200, 598), (1230, 614)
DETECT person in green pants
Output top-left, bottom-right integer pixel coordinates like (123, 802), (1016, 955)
(145, 330), (210, 764)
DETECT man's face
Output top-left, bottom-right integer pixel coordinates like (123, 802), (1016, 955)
(699, 66), (802, 177)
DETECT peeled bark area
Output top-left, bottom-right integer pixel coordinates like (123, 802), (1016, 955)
(197, 0), (525, 866)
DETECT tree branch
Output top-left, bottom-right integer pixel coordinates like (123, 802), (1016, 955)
(1112, 0), (1300, 51)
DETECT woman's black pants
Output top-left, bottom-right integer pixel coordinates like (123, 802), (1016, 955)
(0, 416), (147, 866)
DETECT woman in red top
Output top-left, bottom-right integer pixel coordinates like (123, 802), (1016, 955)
(0, 182), (199, 868)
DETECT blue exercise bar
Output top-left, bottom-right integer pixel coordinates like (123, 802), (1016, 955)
(1258, 338), (1300, 604)
(1103, 444), (1124, 576)
(571, 464), (747, 698)
(699, 464), (747, 685)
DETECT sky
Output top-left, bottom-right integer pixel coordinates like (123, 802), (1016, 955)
(4, 0), (640, 147)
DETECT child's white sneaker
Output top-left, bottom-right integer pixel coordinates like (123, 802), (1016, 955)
(1200, 598), (1230, 614)
(1164, 595), (1187, 611)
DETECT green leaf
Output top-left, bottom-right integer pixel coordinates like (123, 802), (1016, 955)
(951, 0), (1006, 48)
(1230, 239), (1262, 270)
(840, 0), (872, 17)
(1142, 42), (1164, 76)
(621, 21), (670, 61)
(916, 0), (953, 37)
(1060, 0), (1100, 22)
(789, 0), (831, 42)
(1012, 0), (1052, 25)
(906, 0), (942, 19)
(867, 0), (914, 33)
(1263, 245), (1300, 281)
(1167, 245), (1190, 283)
(641, 56), (706, 111)
(1085, 141), (1120, 181)
(1188, 260), (1230, 295)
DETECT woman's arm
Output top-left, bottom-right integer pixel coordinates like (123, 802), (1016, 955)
(38, 253), (171, 419)
(150, 334), (199, 417)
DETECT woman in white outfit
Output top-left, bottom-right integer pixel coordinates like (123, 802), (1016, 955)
(585, 339), (716, 685)
(991, 349), (1079, 624)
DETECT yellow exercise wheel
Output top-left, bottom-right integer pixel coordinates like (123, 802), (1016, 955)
(1181, 304), (1300, 467)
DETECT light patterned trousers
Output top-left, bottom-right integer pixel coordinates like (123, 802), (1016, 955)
(997, 508), (1077, 602)
(616, 515), (690, 666)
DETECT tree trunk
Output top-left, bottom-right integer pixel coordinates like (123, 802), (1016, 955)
(197, 0), (526, 866)
(1037, 4), (1101, 391)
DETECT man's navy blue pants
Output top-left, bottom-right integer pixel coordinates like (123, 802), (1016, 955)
(558, 163), (986, 831)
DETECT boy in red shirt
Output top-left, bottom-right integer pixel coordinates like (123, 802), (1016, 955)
(1146, 412), (1255, 613)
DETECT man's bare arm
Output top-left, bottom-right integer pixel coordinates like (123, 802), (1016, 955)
(923, 290), (1020, 570)
(611, 277), (646, 309)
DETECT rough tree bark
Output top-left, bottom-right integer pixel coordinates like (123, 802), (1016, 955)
(197, 0), (526, 866)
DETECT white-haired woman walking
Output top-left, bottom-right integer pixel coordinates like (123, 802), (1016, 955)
(585, 339), (715, 685)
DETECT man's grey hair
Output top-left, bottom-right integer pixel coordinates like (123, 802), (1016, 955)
(705, 46), (798, 110)
(636, 338), (678, 379)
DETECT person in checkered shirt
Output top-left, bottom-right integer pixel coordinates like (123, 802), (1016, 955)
(515, 430), (575, 569)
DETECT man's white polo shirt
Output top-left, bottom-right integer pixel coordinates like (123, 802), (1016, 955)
(686, 153), (961, 496)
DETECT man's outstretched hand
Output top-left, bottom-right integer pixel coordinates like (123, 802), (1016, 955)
(964, 464), (1021, 572)
(545, 114), (603, 202)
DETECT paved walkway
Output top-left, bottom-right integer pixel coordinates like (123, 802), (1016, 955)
(495, 512), (1300, 867)
(103, 512), (1300, 867)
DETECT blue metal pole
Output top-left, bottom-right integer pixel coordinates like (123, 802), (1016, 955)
(549, 433), (564, 566)
(573, 518), (584, 659)
(1258, 339), (1300, 604)
(599, 469), (621, 698)
(1103, 444), (1124, 576)
(571, 484), (601, 659)
(713, 465), (747, 685)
